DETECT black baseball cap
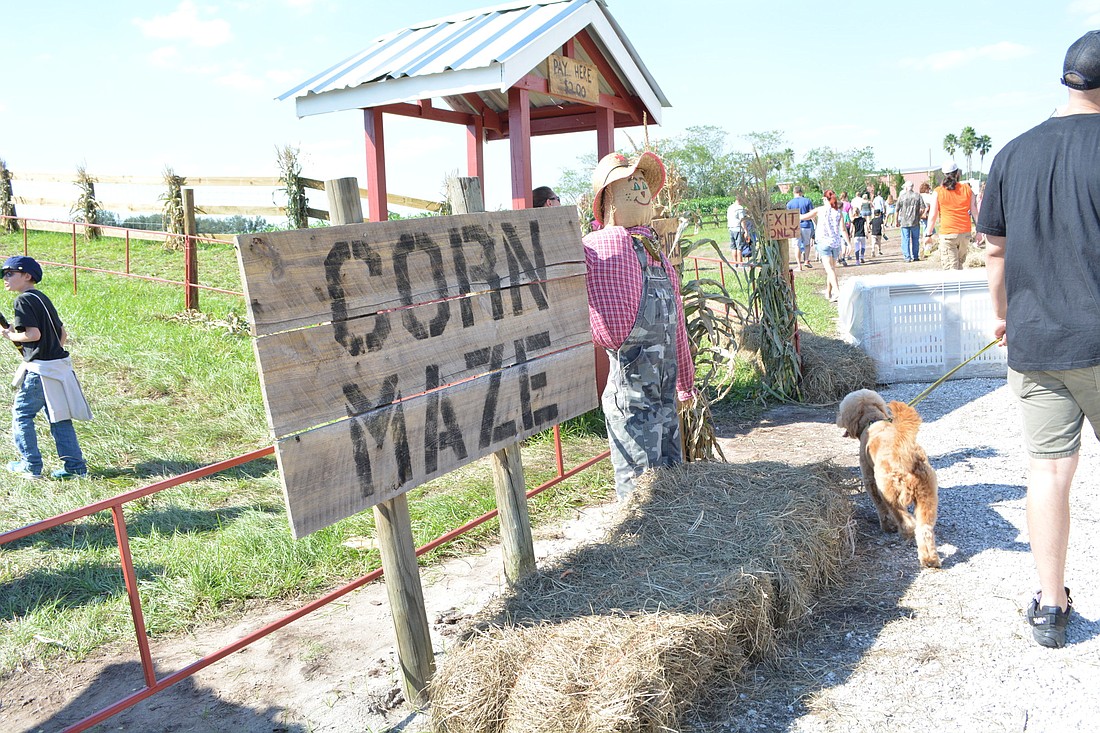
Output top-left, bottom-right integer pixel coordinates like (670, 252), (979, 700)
(2, 255), (42, 282)
(1062, 30), (1100, 91)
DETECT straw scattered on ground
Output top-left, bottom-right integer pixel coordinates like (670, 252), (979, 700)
(429, 460), (857, 733)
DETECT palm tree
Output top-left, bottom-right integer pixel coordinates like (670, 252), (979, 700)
(959, 126), (978, 176)
(943, 133), (959, 161)
(976, 134), (993, 175)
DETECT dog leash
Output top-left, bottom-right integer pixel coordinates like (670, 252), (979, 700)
(907, 337), (1002, 408)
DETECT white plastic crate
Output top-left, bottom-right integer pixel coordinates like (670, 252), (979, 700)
(836, 270), (1007, 383)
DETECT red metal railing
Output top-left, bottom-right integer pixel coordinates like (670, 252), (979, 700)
(0, 214), (243, 302)
(1, 431), (608, 732)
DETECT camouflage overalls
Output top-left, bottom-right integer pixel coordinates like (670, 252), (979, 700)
(602, 235), (683, 499)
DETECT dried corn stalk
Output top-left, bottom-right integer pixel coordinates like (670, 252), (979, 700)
(0, 160), (17, 234)
(71, 164), (101, 240)
(276, 145), (309, 229)
(740, 150), (801, 401)
(161, 166), (186, 250)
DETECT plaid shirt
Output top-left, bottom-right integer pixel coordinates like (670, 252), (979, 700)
(583, 225), (696, 401)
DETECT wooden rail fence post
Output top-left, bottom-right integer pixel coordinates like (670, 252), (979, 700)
(182, 188), (199, 311)
(325, 177), (435, 705)
(446, 175), (537, 585)
(324, 177), (363, 225)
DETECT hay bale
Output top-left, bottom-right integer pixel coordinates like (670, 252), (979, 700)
(430, 461), (855, 732)
(798, 333), (877, 403)
(739, 323), (763, 354)
(430, 627), (530, 733)
(740, 328), (877, 404)
(498, 614), (741, 733)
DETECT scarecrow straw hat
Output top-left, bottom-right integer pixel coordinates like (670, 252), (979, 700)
(591, 151), (666, 225)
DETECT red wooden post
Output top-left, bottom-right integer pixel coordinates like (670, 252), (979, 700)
(71, 222), (78, 294)
(363, 108), (388, 222)
(596, 106), (615, 158)
(592, 104), (616, 397)
(508, 87), (532, 209)
(466, 117), (484, 186)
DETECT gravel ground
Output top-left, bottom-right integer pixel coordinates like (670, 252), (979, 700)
(704, 378), (1100, 733)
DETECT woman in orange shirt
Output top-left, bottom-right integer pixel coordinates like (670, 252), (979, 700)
(924, 161), (978, 269)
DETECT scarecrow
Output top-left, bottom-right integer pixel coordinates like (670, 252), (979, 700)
(583, 151), (696, 499)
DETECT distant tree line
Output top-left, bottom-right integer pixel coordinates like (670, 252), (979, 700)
(93, 211), (270, 234)
(555, 127), (899, 225)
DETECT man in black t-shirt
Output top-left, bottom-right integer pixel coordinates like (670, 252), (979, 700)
(978, 29), (1100, 649)
(1, 255), (89, 479)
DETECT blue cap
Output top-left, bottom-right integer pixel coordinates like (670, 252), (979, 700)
(2, 255), (43, 282)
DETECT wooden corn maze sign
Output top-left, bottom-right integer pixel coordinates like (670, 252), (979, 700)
(236, 208), (596, 537)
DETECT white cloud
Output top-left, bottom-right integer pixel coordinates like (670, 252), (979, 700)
(957, 91), (1047, 111)
(217, 71), (266, 91)
(133, 2), (233, 48)
(266, 68), (306, 87)
(148, 46), (182, 68)
(900, 42), (1033, 72)
(1068, 0), (1100, 26)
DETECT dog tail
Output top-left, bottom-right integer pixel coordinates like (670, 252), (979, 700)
(887, 401), (922, 451)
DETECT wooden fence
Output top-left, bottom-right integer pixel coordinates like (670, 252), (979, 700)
(9, 172), (443, 231)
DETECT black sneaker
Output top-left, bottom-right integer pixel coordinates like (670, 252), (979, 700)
(1027, 588), (1072, 648)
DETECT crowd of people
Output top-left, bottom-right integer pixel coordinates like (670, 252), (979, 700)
(723, 170), (986, 278)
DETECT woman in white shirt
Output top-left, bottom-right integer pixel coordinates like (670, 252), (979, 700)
(800, 189), (851, 303)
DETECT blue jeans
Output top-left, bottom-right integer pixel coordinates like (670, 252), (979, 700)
(13, 371), (86, 475)
(900, 225), (921, 261)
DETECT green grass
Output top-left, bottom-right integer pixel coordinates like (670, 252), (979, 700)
(0, 228), (614, 675)
(3, 228), (243, 292)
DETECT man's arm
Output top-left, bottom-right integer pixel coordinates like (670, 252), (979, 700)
(985, 234), (1007, 344)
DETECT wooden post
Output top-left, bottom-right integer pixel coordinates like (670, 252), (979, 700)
(447, 176), (536, 584)
(492, 442), (535, 584)
(445, 176), (484, 214)
(374, 493), (435, 705)
(324, 178), (363, 225)
(182, 188), (198, 311)
(328, 178), (435, 704)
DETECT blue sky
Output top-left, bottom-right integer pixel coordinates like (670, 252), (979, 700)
(5, 0), (1099, 217)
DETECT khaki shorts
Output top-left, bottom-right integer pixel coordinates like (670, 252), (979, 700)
(1009, 366), (1100, 458)
(938, 232), (971, 270)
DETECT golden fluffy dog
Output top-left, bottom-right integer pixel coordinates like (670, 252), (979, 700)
(836, 389), (940, 568)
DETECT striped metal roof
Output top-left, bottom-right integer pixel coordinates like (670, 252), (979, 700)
(279, 0), (668, 124)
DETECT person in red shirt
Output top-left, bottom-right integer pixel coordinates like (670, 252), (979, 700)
(582, 151), (695, 499)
